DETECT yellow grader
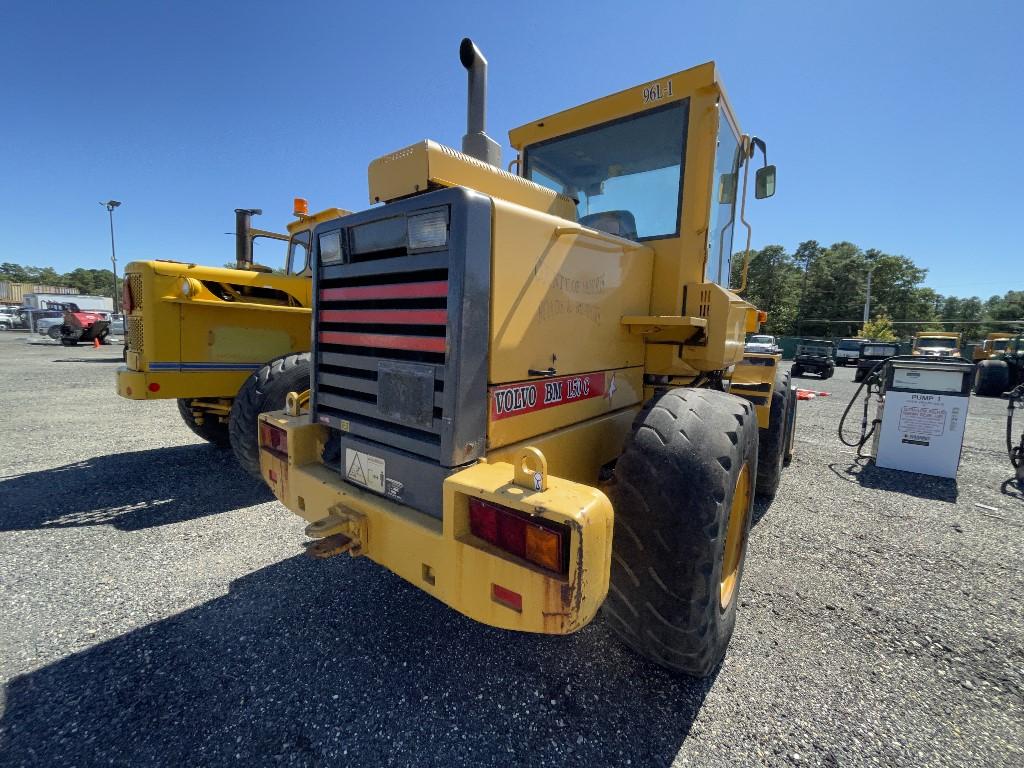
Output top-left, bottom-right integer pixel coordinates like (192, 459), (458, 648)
(116, 204), (348, 476)
(257, 39), (791, 675)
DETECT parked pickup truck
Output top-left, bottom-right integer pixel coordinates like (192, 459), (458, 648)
(744, 334), (781, 354)
(835, 338), (862, 366)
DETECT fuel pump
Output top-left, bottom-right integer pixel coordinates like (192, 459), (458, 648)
(840, 356), (975, 479)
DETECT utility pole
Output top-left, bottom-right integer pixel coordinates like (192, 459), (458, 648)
(796, 250), (812, 336)
(862, 267), (873, 324)
(862, 249), (880, 329)
(100, 200), (121, 313)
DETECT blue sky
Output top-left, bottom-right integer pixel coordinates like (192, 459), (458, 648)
(0, 1), (1018, 298)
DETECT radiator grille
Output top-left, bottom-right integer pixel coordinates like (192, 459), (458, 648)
(126, 273), (143, 310)
(316, 264), (449, 460)
(126, 316), (144, 355)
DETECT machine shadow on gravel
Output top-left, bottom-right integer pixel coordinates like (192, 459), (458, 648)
(0, 445), (271, 532)
(828, 459), (958, 503)
(0, 554), (713, 767)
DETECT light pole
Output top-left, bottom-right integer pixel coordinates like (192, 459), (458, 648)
(100, 200), (121, 313)
(862, 250), (879, 327)
(862, 268), (873, 324)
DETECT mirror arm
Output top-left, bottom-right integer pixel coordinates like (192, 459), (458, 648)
(737, 135), (755, 294)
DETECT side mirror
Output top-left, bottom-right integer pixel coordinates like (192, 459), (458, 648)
(718, 172), (737, 204)
(755, 165), (776, 199)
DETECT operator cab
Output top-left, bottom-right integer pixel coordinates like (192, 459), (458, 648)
(285, 199), (352, 276)
(512, 63), (775, 290)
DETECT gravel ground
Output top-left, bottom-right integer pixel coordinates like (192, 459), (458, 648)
(0, 331), (1021, 767)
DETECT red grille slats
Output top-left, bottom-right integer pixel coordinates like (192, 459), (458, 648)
(318, 331), (447, 353)
(319, 281), (448, 301)
(320, 308), (448, 325)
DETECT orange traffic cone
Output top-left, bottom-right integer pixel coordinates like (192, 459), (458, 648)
(93, 336), (101, 349)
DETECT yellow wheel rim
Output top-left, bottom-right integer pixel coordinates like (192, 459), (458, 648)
(720, 462), (751, 609)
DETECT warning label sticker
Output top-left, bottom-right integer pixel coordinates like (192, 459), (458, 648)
(345, 449), (385, 494)
(897, 404), (947, 438)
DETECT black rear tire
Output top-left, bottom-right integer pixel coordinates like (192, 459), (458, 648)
(47, 325), (61, 340)
(177, 399), (231, 447)
(854, 368), (865, 383)
(974, 360), (1009, 397)
(229, 353), (311, 478)
(602, 388), (758, 677)
(792, 364), (803, 377)
(756, 368), (792, 498)
(59, 336), (77, 347)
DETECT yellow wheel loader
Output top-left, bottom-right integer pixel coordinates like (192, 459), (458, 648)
(257, 39), (790, 676)
(116, 203), (349, 476)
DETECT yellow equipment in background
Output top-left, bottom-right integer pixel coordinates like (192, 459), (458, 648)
(116, 204), (349, 476)
(973, 332), (1012, 362)
(257, 39), (791, 677)
(912, 330), (962, 358)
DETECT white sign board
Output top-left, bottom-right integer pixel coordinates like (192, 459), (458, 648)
(875, 392), (968, 478)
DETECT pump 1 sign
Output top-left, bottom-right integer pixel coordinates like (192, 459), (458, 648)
(490, 372), (606, 420)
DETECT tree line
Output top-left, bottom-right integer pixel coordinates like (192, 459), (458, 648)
(3, 244), (1020, 343)
(731, 241), (1022, 341)
(1, 262), (118, 298)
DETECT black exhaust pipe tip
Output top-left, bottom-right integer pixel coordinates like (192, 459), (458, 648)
(460, 37), (477, 69)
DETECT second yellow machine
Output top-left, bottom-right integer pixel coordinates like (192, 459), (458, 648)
(258, 40), (791, 676)
(116, 204), (347, 476)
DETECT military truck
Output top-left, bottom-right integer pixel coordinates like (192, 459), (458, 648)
(791, 339), (835, 379)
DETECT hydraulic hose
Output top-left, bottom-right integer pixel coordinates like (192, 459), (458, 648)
(1007, 384), (1024, 474)
(837, 359), (892, 456)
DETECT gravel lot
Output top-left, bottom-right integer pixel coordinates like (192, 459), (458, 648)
(0, 331), (1021, 767)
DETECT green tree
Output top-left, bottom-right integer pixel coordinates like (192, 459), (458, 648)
(857, 315), (898, 341)
(730, 244), (802, 335)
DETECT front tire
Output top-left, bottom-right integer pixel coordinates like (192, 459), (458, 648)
(47, 325), (61, 340)
(229, 353), (311, 478)
(756, 368), (792, 498)
(603, 388), (758, 677)
(974, 360), (1009, 397)
(177, 399), (231, 447)
(791, 364), (803, 377)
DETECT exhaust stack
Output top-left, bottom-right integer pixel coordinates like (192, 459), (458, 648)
(459, 38), (501, 168)
(234, 208), (262, 270)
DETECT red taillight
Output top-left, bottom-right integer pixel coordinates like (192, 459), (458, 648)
(122, 279), (133, 313)
(468, 497), (568, 575)
(148, 382), (160, 392)
(259, 422), (288, 456)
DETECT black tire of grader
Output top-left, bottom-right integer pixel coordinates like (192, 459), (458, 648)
(756, 368), (792, 498)
(602, 387), (759, 677)
(974, 359), (1009, 397)
(177, 398), (231, 448)
(229, 352), (311, 478)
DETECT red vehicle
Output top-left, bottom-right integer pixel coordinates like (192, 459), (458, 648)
(52, 303), (111, 347)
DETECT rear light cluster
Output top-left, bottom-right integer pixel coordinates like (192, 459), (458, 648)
(468, 497), (569, 576)
(259, 422), (288, 457)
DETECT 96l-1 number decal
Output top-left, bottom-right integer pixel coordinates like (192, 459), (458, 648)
(643, 80), (674, 103)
